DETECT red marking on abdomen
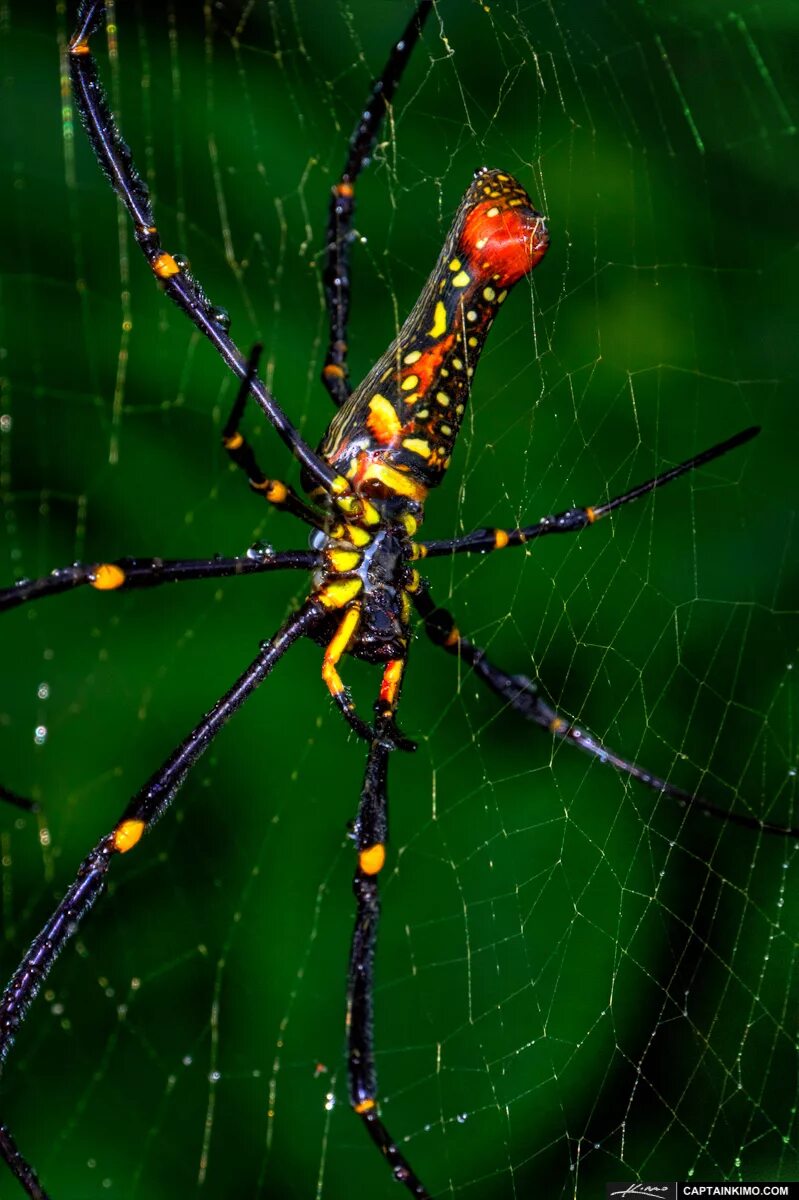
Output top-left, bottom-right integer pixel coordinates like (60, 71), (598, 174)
(461, 198), (548, 287)
(407, 333), (455, 395)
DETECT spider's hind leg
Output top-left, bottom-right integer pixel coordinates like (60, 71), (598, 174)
(413, 584), (799, 840)
(346, 723), (431, 1198)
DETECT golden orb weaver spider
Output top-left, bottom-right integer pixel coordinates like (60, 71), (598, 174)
(0, 2), (796, 1197)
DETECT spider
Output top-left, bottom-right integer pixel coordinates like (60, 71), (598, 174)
(0, 2), (796, 1197)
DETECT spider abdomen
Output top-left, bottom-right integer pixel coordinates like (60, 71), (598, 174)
(319, 168), (549, 504)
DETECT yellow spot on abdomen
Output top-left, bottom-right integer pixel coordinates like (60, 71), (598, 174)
(494, 529), (509, 549)
(114, 819), (145, 854)
(452, 270), (470, 288)
(359, 460), (428, 504)
(428, 301), (447, 339)
(401, 375), (419, 391)
(223, 431), (244, 450)
(403, 437), (431, 458)
(354, 1098), (376, 1114)
(91, 563), (126, 591)
(359, 843), (386, 875)
(367, 394), (402, 444)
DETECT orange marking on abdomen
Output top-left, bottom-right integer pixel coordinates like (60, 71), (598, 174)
(367, 395), (402, 444)
(402, 333), (455, 398)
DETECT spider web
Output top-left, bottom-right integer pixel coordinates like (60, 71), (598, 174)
(0, 1), (797, 1197)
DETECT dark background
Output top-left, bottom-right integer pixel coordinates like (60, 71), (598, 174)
(0, 1), (797, 1197)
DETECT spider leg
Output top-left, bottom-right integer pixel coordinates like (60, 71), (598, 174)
(413, 584), (799, 839)
(419, 425), (760, 558)
(0, 550), (318, 615)
(0, 789), (38, 816)
(322, 0), (434, 406)
(347, 719), (432, 1199)
(0, 601), (323, 1200)
(0, 1128), (48, 1200)
(222, 345), (328, 529)
(68, 2), (361, 516)
(320, 606), (416, 750)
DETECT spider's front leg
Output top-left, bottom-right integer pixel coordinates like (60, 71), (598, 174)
(68, 1), (367, 523)
(322, 1), (434, 406)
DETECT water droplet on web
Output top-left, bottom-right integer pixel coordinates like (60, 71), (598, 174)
(325, 1092), (336, 1111)
(208, 1070), (221, 1082)
(247, 541), (274, 561)
(0, 413), (12, 433)
(182, 1055), (193, 1067)
(34, 725), (48, 745)
(37, 682), (50, 700)
(456, 1112), (468, 1124)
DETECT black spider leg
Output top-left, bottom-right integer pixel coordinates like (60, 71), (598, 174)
(0, 789), (38, 816)
(347, 719), (432, 1200)
(0, 602), (324, 1200)
(222, 344), (327, 529)
(321, 0), (434, 406)
(0, 1128), (48, 1200)
(0, 550), (319, 614)
(414, 584), (799, 839)
(419, 425), (760, 557)
(68, 2), (361, 518)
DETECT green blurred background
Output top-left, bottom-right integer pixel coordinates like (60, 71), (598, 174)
(1, 1), (797, 1197)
